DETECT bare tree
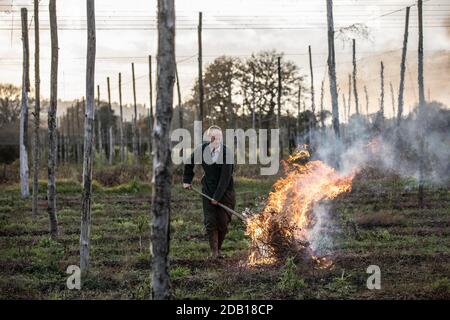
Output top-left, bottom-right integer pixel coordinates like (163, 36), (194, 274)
(397, 6), (410, 126)
(20, 8), (30, 199)
(151, 0), (175, 300)
(32, 0), (40, 215)
(48, 0), (58, 238)
(80, 0), (96, 272)
(326, 0), (340, 141)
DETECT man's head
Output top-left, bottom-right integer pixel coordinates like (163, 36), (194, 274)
(205, 125), (223, 148)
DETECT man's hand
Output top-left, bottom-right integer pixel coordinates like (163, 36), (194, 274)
(183, 183), (192, 190)
(211, 199), (219, 205)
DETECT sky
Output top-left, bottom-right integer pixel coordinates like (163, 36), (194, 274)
(0, 0), (449, 119)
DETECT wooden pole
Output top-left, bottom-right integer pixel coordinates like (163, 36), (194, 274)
(352, 39), (359, 115)
(380, 61), (385, 128)
(197, 11), (204, 126)
(417, 0), (425, 208)
(364, 85), (369, 118)
(132, 62), (138, 159)
(148, 55), (154, 154)
(32, 0), (40, 215)
(398, 6), (410, 126)
(80, 0), (96, 272)
(20, 8), (30, 199)
(48, 0), (59, 238)
(118, 73), (124, 162)
(308, 45), (315, 146)
(390, 82), (396, 121)
(151, 0), (175, 300)
(320, 80), (325, 135)
(251, 67), (256, 129)
(347, 74), (352, 121)
(107, 76), (113, 164)
(175, 62), (183, 129)
(76, 101), (81, 163)
(297, 82), (301, 140)
(277, 56), (283, 157)
(64, 114), (69, 162)
(326, 0), (340, 142)
(97, 85), (103, 161)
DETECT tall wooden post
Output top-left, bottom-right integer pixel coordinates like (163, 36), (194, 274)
(297, 83), (301, 140)
(32, 0), (40, 215)
(132, 62), (138, 159)
(20, 8), (30, 199)
(308, 45), (315, 145)
(320, 80), (325, 135)
(251, 67), (256, 129)
(197, 11), (204, 126)
(148, 55), (154, 155)
(347, 74), (352, 121)
(64, 114), (69, 162)
(352, 39), (359, 115)
(380, 61), (385, 127)
(326, 0), (340, 141)
(175, 63), (183, 129)
(80, 0), (96, 272)
(97, 85), (103, 161)
(398, 6), (410, 126)
(151, 0), (175, 300)
(70, 106), (75, 161)
(107, 77), (113, 164)
(118, 73), (124, 162)
(390, 82), (396, 121)
(417, 0), (425, 208)
(76, 101), (81, 163)
(277, 56), (283, 157)
(364, 85), (369, 118)
(48, 0), (59, 238)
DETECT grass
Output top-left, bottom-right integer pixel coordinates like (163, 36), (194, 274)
(0, 174), (449, 299)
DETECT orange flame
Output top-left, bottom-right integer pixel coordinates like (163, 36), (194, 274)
(246, 150), (355, 266)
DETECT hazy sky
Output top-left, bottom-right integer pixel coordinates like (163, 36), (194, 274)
(0, 0), (449, 118)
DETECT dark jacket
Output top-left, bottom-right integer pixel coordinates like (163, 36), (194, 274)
(183, 142), (234, 202)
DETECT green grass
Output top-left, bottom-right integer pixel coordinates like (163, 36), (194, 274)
(0, 175), (449, 299)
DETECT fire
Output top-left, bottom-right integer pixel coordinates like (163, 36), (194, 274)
(246, 150), (355, 266)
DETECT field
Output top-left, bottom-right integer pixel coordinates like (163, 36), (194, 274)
(0, 170), (449, 300)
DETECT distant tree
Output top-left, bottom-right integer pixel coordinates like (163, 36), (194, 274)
(240, 51), (300, 130)
(0, 84), (21, 125)
(203, 56), (241, 128)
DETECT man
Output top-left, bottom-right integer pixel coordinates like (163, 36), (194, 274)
(183, 125), (235, 259)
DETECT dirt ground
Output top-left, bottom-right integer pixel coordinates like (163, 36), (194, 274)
(0, 173), (449, 299)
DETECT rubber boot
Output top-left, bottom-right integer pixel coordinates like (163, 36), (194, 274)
(208, 230), (219, 259)
(218, 230), (227, 258)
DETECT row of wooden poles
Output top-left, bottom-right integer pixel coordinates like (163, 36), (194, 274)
(16, 0), (428, 299)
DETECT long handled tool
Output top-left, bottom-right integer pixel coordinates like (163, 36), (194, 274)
(191, 187), (247, 221)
